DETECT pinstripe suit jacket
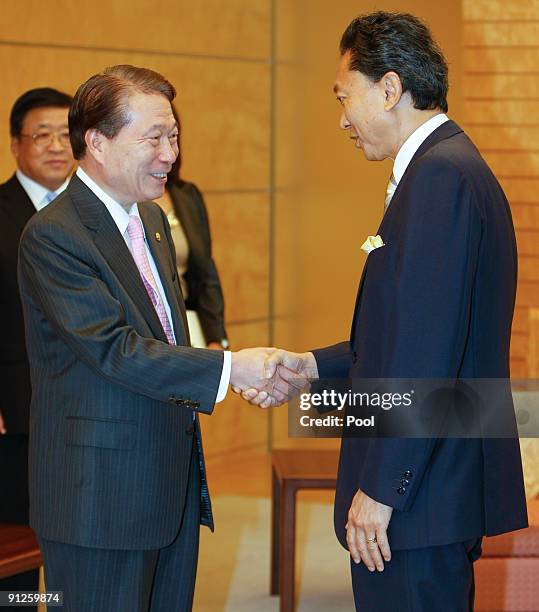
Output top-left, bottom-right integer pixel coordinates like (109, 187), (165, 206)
(18, 175), (223, 550)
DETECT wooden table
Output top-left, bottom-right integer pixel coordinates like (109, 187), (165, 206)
(271, 449), (339, 612)
(0, 523), (42, 579)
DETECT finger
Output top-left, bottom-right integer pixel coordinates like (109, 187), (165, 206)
(356, 530), (376, 572)
(375, 528), (392, 563)
(259, 395), (273, 409)
(263, 350), (283, 379)
(346, 524), (361, 564)
(240, 388), (260, 400)
(231, 386), (242, 394)
(263, 380), (288, 404)
(241, 390), (267, 405)
(366, 534), (385, 572)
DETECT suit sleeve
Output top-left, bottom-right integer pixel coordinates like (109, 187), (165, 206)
(356, 157), (481, 511)
(18, 218), (224, 414)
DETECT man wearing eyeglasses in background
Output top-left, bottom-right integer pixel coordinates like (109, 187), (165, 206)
(0, 88), (74, 608)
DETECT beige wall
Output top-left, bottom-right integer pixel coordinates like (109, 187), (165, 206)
(0, 0), (272, 458)
(462, 0), (539, 378)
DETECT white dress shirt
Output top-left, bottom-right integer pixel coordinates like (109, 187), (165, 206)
(75, 167), (230, 402)
(392, 113), (449, 184)
(16, 169), (70, 211)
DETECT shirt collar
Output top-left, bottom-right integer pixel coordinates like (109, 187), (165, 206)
(392, 113), (449, 184)
(76, 167), (140, 237)
(16, 169), (70, 211)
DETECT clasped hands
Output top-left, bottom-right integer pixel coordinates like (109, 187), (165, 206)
(229, 347), (318, 409)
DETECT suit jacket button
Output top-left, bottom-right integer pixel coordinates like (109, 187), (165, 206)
(352, 351), (358, 364)
(186, 424), (195, 435)
(403, 470), (413, 479)
(397, 486), (406, 495)
(401, 479), (409, 487)
(168, 395), (176, 403)
(192, 401), (200, 409)
(176, 399), (186, 407)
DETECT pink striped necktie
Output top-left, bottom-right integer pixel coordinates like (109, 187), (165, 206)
(126, 214), (175, 345)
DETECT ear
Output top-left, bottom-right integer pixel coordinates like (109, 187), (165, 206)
(84, 128), (107, 163)
(10, 137), (20, 159)
(381, 71), (403, 111)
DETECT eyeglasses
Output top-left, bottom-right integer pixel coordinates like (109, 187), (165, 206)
(19, 131), (71, 149)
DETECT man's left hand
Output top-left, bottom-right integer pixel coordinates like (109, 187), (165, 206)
(346, 488), (393, 572)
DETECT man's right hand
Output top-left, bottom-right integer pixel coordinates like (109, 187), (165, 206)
(233, 350), (319, 407)
(0, 410), (6, 435)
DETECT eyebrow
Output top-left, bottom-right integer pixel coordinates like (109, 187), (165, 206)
(35, 122), (68, 129)
(143, 122), (178, 134)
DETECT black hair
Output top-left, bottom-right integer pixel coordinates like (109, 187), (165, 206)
(340, 11), (448, 112)
(10, 88), (73, 137)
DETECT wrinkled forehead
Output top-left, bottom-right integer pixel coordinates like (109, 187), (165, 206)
(124, 92), (177, 130)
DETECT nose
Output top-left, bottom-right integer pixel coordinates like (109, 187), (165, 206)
(159, 139), (178, 164)
(340, 111), (350, 130)
(48, 133), (66, 152)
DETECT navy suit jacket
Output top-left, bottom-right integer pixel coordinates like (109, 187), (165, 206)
(18, 175), (223, 549)
(313, 121), (528, 551)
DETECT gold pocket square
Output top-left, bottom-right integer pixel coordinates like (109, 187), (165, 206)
(361, 234), (385, 254)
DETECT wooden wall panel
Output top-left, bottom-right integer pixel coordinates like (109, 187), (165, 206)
(204, 192), (269, 323)
(500, 178), (539, 203)
(0, 45), (270, 190)
(465, 101), (539, 124)
(520, 257), (539, 282)
(464, 22), (539, 47)
(465, 126), (539, 151)
(512, 204), (539, 229)
(464, 48), (539, 73)
(483, 152), (539, 176)
(514, 306), (530, 334)
(0, 0), (270, 60)
(463, 0), (539, 377)
(463, 75), (539, 100)
(464, 0), (539, 20)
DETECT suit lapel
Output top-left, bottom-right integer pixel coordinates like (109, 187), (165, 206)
(138, 203), (189, 345)
(350, 120), (464, 345)
(0, 175), (37, 233)
(68, 175), (168, 343)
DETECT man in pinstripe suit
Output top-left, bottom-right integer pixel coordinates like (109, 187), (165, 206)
(17, 65), (279, 611)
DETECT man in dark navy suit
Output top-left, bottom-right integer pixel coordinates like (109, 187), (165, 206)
(243, 11), (528, 611)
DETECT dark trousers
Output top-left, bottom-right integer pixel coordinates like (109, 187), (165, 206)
(39, 442), (201, 612)
(0, 434), (38, 612)
(351, 538), (483, 612)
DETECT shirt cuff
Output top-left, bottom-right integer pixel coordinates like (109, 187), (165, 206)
(215, 350), (231, 403)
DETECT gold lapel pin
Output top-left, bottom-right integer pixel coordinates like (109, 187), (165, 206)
(155, 232), (161, 242)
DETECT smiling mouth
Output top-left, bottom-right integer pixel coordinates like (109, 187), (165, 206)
(150, 172), (167, 181)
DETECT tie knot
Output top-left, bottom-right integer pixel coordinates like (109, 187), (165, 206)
(127, 214), (144, 242)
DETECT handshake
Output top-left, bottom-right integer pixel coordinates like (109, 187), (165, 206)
(229, 348), (319, 408)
